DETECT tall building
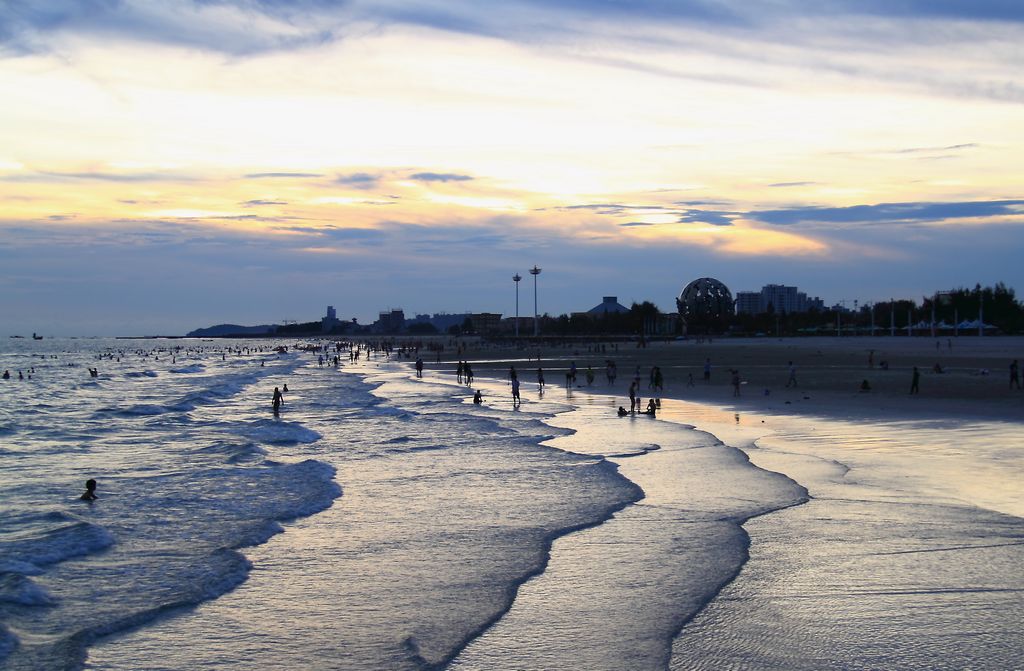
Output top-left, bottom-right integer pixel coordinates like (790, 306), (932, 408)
(374, 309), (406, 333)
(735, 284), (824, 314)
(322, 305), (341, 332)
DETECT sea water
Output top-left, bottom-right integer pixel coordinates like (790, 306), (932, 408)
(2, 339), (1021, 670)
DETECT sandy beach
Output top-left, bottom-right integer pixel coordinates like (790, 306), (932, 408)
(445, 335), (1024, 423)
(429, 335), (1024, 669)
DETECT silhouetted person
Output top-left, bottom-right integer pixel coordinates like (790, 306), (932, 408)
(511, 377), (521, 406)
(629, 381), (637, 412)
(645, 398), (657, 417)
(732, 369), (741, 397)
(415, 357), (423, 378)
(617, 406), (628, 417)
(272, 386), (283, 413)
(860, 379), (872, 392)
(537, 367), (545, 390)
(785, 362), (797, 387)
(2, 370), (8, 379)
(283, 384), (289, 392)
(909, 367), (920, 394)
(80, 479), (98, 501)
(1011, 360), (1020, 390)
(473, 389), (483, 404)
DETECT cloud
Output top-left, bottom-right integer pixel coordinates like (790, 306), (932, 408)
(749, 200), (1024, 226)
(335, 172), (380, 188)
(768, 181), (817, 188)
(242, 199), (289, 206)
(408, 172), (474, 183)
(244, 172), (324, 179)
(0, 170), (198, 183)
(677, 208), (738, 226)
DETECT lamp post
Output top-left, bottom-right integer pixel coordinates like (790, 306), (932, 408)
(513, 273), (522, 338)
(529, 265), (542, 337)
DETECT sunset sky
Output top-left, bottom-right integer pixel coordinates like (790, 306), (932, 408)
(2, 1), (1023, 335)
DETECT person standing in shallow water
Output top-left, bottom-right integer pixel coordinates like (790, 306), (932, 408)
(272, 386), (284, 413)
(910, 366), (920, 395)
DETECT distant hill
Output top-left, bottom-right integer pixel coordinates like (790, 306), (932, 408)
(186, 324), (277, 337)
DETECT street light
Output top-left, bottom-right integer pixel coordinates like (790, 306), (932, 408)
(529, 265), (542, 337)
(513, 273), (522, 338)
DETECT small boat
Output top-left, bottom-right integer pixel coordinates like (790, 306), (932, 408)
(32, 333), (43, 340)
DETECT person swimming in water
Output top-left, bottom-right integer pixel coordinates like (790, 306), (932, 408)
(80, 478), (98, 501)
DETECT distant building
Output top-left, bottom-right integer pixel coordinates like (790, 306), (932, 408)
(468, 312), (502, 334)
(322, 305), (341, 332)
(677, 277), (734, 320)
(587, 296), (630, 316)
(408, 312), (470, 333)
(374, 308), (406, 333)
(735, 284), (824, 315)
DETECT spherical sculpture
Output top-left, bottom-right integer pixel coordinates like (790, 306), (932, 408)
(676, 277), (734, 320)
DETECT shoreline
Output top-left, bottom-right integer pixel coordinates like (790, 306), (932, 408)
(433, 335), (1024, 425)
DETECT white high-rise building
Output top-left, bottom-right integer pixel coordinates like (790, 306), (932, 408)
(735, 284), (824, 314)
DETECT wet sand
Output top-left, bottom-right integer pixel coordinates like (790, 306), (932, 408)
(440, 335), (1024, 423)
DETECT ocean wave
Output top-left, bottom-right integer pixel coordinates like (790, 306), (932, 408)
(124, 370), (159, 378)
(240, 419), (322, 445)
(0, 573), (56, 606)
(170, 364), (205, 374)
(0, 625), (16, 667)
(105, 403), (170, 417)
(1, 513), (114, 569)
(192, 441), (267, 464)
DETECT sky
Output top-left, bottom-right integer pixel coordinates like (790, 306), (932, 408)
(2, 1), (1023, 335)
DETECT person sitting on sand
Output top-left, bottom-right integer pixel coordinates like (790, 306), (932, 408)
(80, 478), (98, 501)
(617, 406), (628, 417)
(473, 390), (483, 404)
(645, 398), (657, 417)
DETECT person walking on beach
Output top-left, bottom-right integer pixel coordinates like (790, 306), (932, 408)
(731, 369), (741, 397)
(415, 357), (423, 378)
(464, 363), (473, 385)
(785, 361), (797, 388)
(629, 381), (637, 412)
(457, 361), (464, 384)
(509, 366), (518, 385)
(910, 366), (920, 395)
(511, 377), (521, 407)
(1010, 360), (1021, 390)
(585, 366), (595, 386)
(272, 386), (284, 413)
(537, 367), (545, 391)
